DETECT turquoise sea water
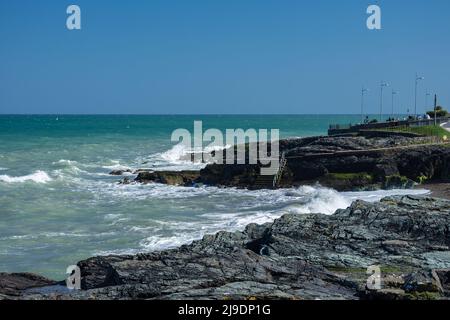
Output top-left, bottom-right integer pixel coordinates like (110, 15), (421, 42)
(0, 115), (428, 279)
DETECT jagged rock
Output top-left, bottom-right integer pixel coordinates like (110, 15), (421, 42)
(403, 270), (444, 294)
(135, 171), (201, 186)
(434, 269), (450, 295)
(4, 196), (450, 300)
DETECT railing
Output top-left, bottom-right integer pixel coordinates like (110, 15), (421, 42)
(329, 116), (450, 135)
(272, 152), (287, 188)
(329, 124), (352, 130)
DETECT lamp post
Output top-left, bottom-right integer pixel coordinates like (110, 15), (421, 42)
(380, 81), (389, 122)
(391, 90), (398, 119)
(434, 94), (438, 126)
(415, 73), (424, 118)
(361, 87), (369, 124)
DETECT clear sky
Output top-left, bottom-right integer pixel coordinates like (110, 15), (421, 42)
(0, 0), (449, 114)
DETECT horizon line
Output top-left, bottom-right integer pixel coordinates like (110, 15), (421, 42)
(0, 113), (410, 116)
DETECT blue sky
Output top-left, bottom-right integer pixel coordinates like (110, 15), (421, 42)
(0, 0), (449, 114)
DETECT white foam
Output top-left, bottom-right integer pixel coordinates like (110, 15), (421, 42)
(139, 234), (199, 251)
(283, 187), (352, 215)
(0, 170), (52, 184)
(0, 167), (8, 171)
(342, 188), (431, 202)
(52, 159), (78, 166)
(160, 143), (190, 164)
(146, 143), (231, 171)
(102, 163), (131, 171)
(129, 186), (431, 253)
(53, 167), (433, 257)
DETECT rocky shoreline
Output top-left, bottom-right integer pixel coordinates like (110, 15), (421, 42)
(1, 195), (449, 300)
(121, 135), (450, 192)
(1, 134), (450, 300)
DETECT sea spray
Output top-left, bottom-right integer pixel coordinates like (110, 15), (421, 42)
(0, 170), (52, 183)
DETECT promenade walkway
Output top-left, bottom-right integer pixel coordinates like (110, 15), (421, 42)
(285, 140), (450, 160)
(441, 122), (450, 133)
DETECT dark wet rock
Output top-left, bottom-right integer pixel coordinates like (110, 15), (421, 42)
(109, 169), (132, 176)
(135, 171), (201, 186)
(402, 270), (444, 294)
(78, 256), (123, 290)
(119, 177), (132, 185)
(435, 269), (450, 295)
(0, 273), (57, 297)
(5, 196), (450, 300)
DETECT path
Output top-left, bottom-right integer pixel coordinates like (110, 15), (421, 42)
(441, 122), (450, 133)
(286, 141), (449, 160)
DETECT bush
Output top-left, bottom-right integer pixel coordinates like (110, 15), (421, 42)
(426, 106), (448, 118)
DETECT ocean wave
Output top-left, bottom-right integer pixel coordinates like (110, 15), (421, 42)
(50, 159), (95, 180)
(0, 167), (8, 171)
(142, 143), (231, 171)
(160, 143), (191, 164)
(52, 159), (79, 166)
(139, 233), (203, 252)
(101, 160), (132, 171)
(0, 170), (52, 184)
(105, 185), (431, 254)
(0, 231), (117, 241)
(341, 188), (430, 201)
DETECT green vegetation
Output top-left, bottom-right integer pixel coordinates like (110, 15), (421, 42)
(426, 106), (448, 118)
(404, 291), (442, 300)
(327, 172), (373, 181)
(384, 125), (449, 139)
(416, 175), (429, 184)
(384, 175), (413, 188)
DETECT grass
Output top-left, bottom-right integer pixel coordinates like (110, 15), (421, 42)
(327, 172), (373, 181)
(384, 125), (449, 139)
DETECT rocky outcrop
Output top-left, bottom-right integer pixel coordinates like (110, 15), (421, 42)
(131, 136), (450, 191)
(3, 196), (450, 300)
(109, 169), (132, 176)
(0, 273), (56, 298)
(134, 171), (201, 186)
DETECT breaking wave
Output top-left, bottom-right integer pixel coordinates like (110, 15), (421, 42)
(89, 183), (430, 254)
(0, 170), (52, 184)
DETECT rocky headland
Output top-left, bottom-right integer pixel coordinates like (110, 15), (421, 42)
(123, 134), (450, 193)
(1, 195), (449, 300)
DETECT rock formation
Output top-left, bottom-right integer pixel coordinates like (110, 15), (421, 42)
(2, 196), (449, 300)
(130, 136), (450, 191)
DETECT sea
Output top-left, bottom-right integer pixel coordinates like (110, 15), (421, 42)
(0, 115), (429, 279)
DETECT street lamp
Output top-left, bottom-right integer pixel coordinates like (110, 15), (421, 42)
(415, 73), (425, 118)
(391, 90), (398, 119)
(380, 81), (389, 122)
(434, 94), (438, 126)
(361, 87), (369, 124)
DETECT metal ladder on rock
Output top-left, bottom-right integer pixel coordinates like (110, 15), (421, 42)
(253, 152), (287, 189)
(272, 152), (287, 188)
